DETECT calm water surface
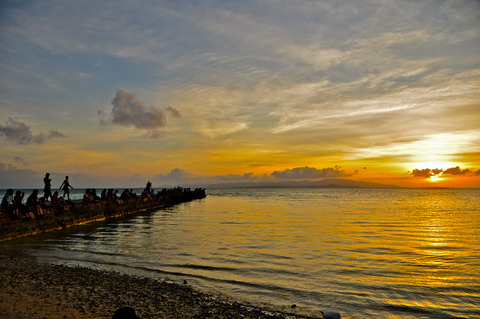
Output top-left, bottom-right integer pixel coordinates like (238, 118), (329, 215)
(3, 188), (480, 318)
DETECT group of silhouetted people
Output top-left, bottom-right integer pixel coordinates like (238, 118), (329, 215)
(82, 182), (155, 205)
(1, 188), (42, 220)
(82, 188), (136, 204)
(0, 173), (73, 220)
(42, 173), (73, 202)
(2, 176), (206, 220)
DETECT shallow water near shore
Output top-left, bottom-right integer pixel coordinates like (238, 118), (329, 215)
(2, 188), (480, 318)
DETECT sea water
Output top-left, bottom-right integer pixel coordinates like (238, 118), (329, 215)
(2, 188), (479, 318)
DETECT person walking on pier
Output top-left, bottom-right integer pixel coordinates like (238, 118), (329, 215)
(60, 176), (74, 201)
(43, 173), (52, 201)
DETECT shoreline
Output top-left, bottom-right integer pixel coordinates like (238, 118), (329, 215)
(0, 251), (322, 319)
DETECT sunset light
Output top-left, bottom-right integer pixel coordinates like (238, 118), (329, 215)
(1, 2), (479, 318)
(428, 175), (444, 183)
(0, 1), (479, 189)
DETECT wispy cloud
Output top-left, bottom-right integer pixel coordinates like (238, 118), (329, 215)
(0, 0), (479, 187)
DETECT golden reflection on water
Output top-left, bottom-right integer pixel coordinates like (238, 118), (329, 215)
(16, 188), (480, 319)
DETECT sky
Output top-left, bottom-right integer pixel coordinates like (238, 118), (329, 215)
(0, 0), (479, 189)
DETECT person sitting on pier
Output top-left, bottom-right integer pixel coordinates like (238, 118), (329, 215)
(1, 189), (19, 219)
(91, 188), (101, 201)
(129, 189), (138, 199)
(106, 189), (120, 204)
(141, 188), (152, 200)
(51, 191), (65, 205)
(101, 189), (107, 200)
(120, 189), (130, 201)
(13, 190), (25, 208)
(60, 176), (74, 201)
(13, 191), (34, 219)
(113, 190), (121, 203)
(83, 189), (95, 203)
(26, 189), (43, 218)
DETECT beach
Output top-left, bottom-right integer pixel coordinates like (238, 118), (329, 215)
(0, 251), (317, 319)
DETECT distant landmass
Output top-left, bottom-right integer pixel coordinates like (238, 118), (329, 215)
(207, 179), (400, 189)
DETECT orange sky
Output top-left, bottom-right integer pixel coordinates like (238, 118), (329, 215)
(1, 1), (479, 188)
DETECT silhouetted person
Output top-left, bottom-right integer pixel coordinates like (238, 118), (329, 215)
(101, 189), (107, 200)
(146, 181), (152, 193)
(26, 189), (43, 218)
(60, 176), (73, 201)
(91, 188), (101, 200)
(51, 191), (65, 204)
(1, 189), (19, 219)
(83, 188), (93, 203)
(43, 173), (52, 201)
(14, 191), (33, 219)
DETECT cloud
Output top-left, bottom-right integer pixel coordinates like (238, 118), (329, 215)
(142, 130), (167, 139)
(443, 166), (471, 175)
(271, 166), (351, 179)
(166, 106), (181, 119)
(14, 156), (28, 166)
(154, 168), (195, 184)
(411, 166), (477, 178)
(216, 172), (257, 182)
(0, 117), (65, 144)
(46, 130), (66, 138)
(100, 88), (181, 132)
(411, 168), (435, 178)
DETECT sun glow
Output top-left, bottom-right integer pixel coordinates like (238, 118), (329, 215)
(414, 162), (455, 170)
(428, 175), (444, 183)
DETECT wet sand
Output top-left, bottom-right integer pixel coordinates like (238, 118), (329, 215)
(0, 252), (320, 319)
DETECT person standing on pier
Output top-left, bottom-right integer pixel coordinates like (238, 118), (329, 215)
(60, 176), (74, 201)
(146, 181), (152, 193)
(43, 173), (52, 201)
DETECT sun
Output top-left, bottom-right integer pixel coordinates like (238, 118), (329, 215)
(428, 174), (444, 183)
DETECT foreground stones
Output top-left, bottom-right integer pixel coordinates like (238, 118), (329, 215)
(0, 253), (322, 319)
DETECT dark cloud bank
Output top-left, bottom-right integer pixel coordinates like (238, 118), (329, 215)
(271, 166), (352, 179)
(411, 166), (480, 178)
(152, 166), (358, 188)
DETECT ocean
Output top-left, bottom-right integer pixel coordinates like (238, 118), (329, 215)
(2, 188), (479, 318)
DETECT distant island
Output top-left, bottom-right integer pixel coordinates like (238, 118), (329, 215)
(207, 178), (401, 189)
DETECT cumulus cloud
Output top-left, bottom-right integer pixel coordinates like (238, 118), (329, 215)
(153, 168), (196, 185)
(411, 168), (435, 177)
(100, 88), (181, 134)
(411, 166), (476, 178)
(271, 166), (351, 179)
(0, 117), (65, 144)
(443, 166), (470, 175)
(166, 106), (181, 119)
